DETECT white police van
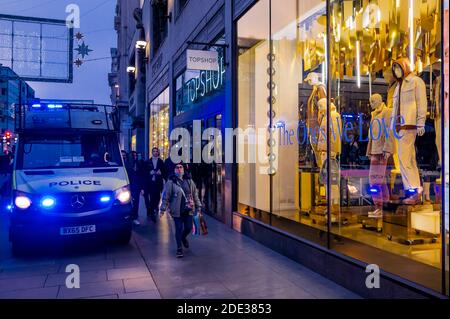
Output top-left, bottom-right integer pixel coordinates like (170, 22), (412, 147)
(9, 102), (132, 255)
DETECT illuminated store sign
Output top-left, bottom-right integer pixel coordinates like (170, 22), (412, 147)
(187, 49), (219, 71)
(186, 56), (226, 104)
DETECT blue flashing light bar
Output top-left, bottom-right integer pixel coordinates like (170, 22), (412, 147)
(407, 188), (417, 194)
(369, 187), (378, 194)
(31, 104), (42, 108)
(100, 196), (111, 203)
(47, 104), (63, 109)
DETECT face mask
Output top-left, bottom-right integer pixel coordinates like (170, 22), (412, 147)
(393, 64), (403, 79)
(175, 171), (184, 178)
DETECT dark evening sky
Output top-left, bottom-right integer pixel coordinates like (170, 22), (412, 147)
(1, 0), (116, 105)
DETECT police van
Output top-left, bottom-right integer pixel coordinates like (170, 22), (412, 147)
(9, 102), (132, 255)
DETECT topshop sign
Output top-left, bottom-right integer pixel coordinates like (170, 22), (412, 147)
(185, 55), (226, 104)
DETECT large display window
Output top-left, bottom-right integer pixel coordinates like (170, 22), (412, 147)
(237, 0), (447, 294)
(149, 87), (170, 159)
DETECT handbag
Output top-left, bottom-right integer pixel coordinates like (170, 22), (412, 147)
(174, 180), (195, 215)
(199, 213), (208, 235)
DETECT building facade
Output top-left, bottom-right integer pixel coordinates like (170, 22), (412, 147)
(116, 0), (449, 298)
(0, 65), (35, 153)
(109, 0), (142, 152)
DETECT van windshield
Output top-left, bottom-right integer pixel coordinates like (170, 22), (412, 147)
(17, 134), (122, 169)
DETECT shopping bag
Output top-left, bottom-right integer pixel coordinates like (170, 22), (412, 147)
(192, 213), (201, 236)
(199, 213), (208, 235)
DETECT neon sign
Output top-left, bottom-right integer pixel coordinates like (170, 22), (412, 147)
(186, 56), (226, 103)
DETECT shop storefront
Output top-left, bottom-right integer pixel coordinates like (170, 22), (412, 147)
(149, 87), (170, 159)
(235, 0), (448, 296)
(173, 39), (227, 222)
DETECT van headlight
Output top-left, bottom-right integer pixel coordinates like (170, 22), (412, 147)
(114, 186), (131, 204)
(14, 193), (32, 210)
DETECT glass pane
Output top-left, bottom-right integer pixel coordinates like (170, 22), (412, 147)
(149, 87), (170, 159)
(443, 0), (449, 296)
(329, 0), (443, 293)
(237, 0), (271, 223)
(270, 0), (328, 246)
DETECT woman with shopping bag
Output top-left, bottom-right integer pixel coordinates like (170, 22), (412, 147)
(159, 162), (202, 258)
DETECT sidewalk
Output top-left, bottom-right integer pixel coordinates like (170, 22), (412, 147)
(0, 203), (360, 299)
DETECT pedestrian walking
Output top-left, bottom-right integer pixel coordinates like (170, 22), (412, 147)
(130, 151), (146, 225)
(144, 147), (165, 222)
(122, 150), (142, 225)
(159, 162), (202, 258)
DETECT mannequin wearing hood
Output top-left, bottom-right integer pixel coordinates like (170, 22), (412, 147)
(366, 94), (395, 218)
(391, 57), (427, 205)
(317, 98), (342, 206)
(305, 72), (327, 166)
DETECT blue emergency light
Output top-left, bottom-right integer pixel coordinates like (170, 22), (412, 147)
(100, 195), (111, 203)
(47, 104), (63, 109)
(41, 196), (56, 208)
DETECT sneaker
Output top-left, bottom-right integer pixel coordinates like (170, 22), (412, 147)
(176, 249), (184, 258)
(182, 238), (189, 249)
(402, 193), (422, 205)
(368, 209), (383, 218)
(133, 219), (141, 226)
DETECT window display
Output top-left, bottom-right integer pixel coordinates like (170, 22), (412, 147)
(237, 0), (446, 294)
(329, 0), (443, 292)
(149, 87), (169, 159)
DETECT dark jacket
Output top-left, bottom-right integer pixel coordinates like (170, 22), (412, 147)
(126, 159), (146, 191)
(159, 175), (202, 218)
(146, 157), (165, 190)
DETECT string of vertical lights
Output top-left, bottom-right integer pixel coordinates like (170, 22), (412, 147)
(268, 0), (274, 225)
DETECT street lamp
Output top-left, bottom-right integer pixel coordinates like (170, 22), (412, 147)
(127, 66), (136, 73)
(135, 40), (147, 50)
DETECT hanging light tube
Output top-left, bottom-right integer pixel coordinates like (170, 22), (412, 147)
(409, 0), (414, 71)
(356, 40), (361, 88)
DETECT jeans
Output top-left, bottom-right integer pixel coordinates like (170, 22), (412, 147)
(173, 215), (193, 250)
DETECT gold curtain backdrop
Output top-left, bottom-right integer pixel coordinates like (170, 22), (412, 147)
(296, 0), (441, 77)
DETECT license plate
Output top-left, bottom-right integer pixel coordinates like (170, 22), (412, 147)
(60, 225), (96, 236)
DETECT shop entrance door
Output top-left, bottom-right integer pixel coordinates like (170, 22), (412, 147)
(202, 114), (223, 221)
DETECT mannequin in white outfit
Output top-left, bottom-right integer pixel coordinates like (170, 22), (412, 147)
(367, 94), (395, 218)
(305, 72), (327, 167)
(391, 57), (427, 205)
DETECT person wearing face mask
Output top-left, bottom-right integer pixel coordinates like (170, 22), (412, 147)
(390, 57), (427, 205)
(159, 162), (202, 258)
(366, 94), (395, 218)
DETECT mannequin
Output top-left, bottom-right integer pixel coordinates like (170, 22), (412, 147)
(383, 67), (397, 109)
(305, 72), (327, 166)
(433, 75), (442, 166)
(317, 98), (342, 207)
(391, 57), (427, 205)
(366, 94), (395, 218)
